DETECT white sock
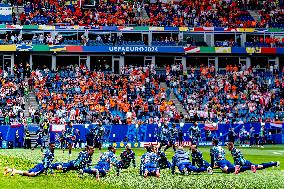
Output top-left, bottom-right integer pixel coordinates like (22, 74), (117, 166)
(7, 168), (13, 172)
(17, 170), (24, 175)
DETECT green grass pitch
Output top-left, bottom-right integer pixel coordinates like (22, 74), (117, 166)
(0, 145), (284, 189)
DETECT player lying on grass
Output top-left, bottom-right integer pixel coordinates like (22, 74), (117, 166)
(172, 146), (213, 175)
(227, 142), (280, 173)
(115, 144), (136, 176)
(210, 139), (252, 174)
(81, 145), (117, 180)
(140, 145), (160, 178)
(157, 147), (172, 170)
(191, 145), (212, 170)
(51, 145), (94, 172)
(4, 142), (55, 177)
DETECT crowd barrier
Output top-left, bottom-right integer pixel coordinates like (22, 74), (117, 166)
(0, 122), (283, 148)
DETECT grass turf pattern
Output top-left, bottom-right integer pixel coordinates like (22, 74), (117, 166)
(0, 145), (283, 189)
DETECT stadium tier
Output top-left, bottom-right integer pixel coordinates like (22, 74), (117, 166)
(0, 0), (282, 146)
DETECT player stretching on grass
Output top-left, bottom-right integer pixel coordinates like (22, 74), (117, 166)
(4, 142), (55, 177)
(172, 146), (212, 175)
(191, 145), (212, 171)
(156, 144), (171, 170)
(51, 146), (94, 173)
(81, 146), (117, 180)
(210, 139), (250, 174)
(227, 142), (280, 173)
(115, 145), (136, 176)
(140, 145), (160, 178)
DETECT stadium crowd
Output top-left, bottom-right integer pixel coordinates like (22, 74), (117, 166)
(2, 0), (281, 28)
(0, 60), (281, 126)
(169, 63), (284, 124)
(31, 63), (184, 125)
(0, 65), (28, 125)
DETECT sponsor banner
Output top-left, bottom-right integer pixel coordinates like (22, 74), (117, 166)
(51, 124), (66, 132)
(197, 141), (212, 146)
(102, 142), (140, 148)
(140, 141), (193, 147)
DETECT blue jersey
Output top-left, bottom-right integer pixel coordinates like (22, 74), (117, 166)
(231, 147), (246, 166)
(140, 152), (159, 174)
(210, 145), (226, 166)
(74, 151), (92, 169)
(172, 150), (191, 166)
(65, 127), (74, 138)
(160, 127), (169, 141)
(191, 150), (208, 168)
(98, 151), (117, 165)
(37, 131), (44, 139)
(120, 150), (136, 167)
(157, 150), (171, 169)
(94, 126), (105, 141)
(189, 126), (200, 138)
(172, 150), (191, 173)
(169, 127), (178, 141)
(240, 128), (247, 137)
(42, 149), (54, 174)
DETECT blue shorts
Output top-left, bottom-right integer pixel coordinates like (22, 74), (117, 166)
(217, 160), (234, 169)
(62, 161), (76, 172)
(242, 160), (256, 167)
(28, 163), (44, 176)
(116, 161), (131, 169)
(177, 162), (192, 172)
(94, 162), (110, 177)
(159, 160), (171, 169)
(37, 139), (43, 145)
(200, 161), (210, 168)
(160, 140), (168, 146)
(67, 138), (73, 145)
(143, 163), (159, 173)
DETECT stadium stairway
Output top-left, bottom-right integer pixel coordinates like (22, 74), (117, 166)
(141, 7), (149, 20)
(160, 82), (188, 116)
(13, 5), (24, 24)
(24, 91), (39, 118)
(248, 10), (261, 22)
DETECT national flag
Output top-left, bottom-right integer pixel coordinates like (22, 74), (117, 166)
(215, 47), (231, 53)
(179, 27), (189, 31)
(49, 45), (66, 52)
(204, 123), (218, 131)
(118, 26), (134, 31)
(270, 122), (283, 128)
(38, 25), (55, 30)
(184, 47), (200, 53)
(10, 122), (21, 128)
(6, 25), (23, 29)
(261, 47), (276, 54)
(246, 47), (261, 54)
(16, 44), (33, 51)
(51, 124), (66, 132)
(193, 27), (214, 32)
(224, 28), (237, 32)
(149, 27), (164, 31)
